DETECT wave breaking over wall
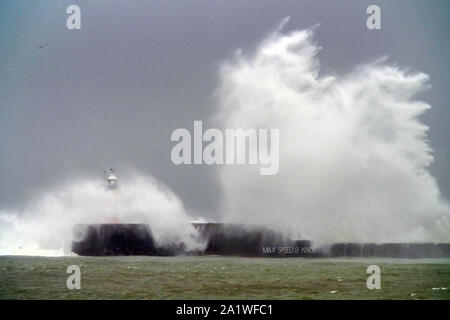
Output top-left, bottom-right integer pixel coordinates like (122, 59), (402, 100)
(0, 173), (203, 256)
(215, 19), (450, 244)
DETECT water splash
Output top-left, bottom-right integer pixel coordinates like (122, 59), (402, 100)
(0, 173), (203, 256)
(215, 21), (450, 244)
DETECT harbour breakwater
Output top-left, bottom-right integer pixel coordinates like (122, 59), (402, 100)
(71, 223), (450, 258)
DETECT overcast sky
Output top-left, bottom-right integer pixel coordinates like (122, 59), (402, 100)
(0, 0), (448, 218)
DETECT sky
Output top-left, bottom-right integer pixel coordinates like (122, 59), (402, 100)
(0, 0), (449, 219)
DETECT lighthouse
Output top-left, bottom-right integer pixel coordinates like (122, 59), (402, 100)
(105, 168), (118, 189)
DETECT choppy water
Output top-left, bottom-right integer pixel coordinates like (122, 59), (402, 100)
(0, 256), (449, 300)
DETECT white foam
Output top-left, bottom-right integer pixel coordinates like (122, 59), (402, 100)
(215, 21), (450, 244)
(0, 172), (204, 256)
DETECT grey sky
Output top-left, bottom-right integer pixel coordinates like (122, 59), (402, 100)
(0, 0), (448, 218)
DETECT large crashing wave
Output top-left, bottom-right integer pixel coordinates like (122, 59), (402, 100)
(216, 19), (450, 244)
(0, 173), (203, 256)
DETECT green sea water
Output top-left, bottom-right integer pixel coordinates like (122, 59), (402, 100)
(0, 256), (449, 300)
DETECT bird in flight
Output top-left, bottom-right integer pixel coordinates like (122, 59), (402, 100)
(34, 43), (48, 48)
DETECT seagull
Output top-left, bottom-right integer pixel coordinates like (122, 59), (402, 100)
(35, 43), (48, 48)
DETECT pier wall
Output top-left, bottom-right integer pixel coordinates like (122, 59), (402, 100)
(72, 223), (450, 258)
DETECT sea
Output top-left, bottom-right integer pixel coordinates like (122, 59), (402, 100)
(0, 256), (449, 300)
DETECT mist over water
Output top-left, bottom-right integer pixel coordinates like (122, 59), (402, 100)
(216, 20), (450, 244)
(0, 173), (203, 256)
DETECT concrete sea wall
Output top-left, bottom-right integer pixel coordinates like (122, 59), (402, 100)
(71, 223), (450, 258)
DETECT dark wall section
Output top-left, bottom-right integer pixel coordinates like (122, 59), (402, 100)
(72, 224), (156, 256)
(325, 242), (450, 258)
(72, 224), (185, 256)
(72, 223), (450, 258)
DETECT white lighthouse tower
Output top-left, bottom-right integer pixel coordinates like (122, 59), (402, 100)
(105, 168), (118, 189)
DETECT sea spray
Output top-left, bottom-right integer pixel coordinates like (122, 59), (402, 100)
(215, 20), (450, 244)
(0, 172), (204, 256)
